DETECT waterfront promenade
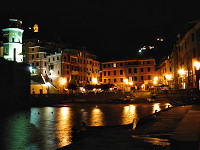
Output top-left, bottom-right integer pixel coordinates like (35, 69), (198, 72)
(60, 97), (200, 149)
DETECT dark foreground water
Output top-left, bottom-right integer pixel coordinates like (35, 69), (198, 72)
(0, 103), (171, 150)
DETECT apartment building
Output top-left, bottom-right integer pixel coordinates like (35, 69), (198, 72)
(28, 46), (47, 75)
(172, 20), (200, 89)
(27, 46), (100, 92)
(101, 59), (156, 91)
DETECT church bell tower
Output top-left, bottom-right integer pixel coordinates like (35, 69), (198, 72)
(2, 19), (24, 62)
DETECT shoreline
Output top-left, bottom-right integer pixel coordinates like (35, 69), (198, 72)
(58, 104), (193, 150)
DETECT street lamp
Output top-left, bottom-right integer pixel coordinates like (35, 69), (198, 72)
(178, 69), (185, 76)
(166, 75), (172, 80)
(124, 79), (128, 84)
(92, 77), (98, 84)
(60, 77), (66, 93)
(194, 62), (200, 70)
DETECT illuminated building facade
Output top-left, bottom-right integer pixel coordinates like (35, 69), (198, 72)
(101, 59), (156, 91)
(155, 55), (174, 88)
(27, 46), (100, 93)
(28, 46), (47, 75)
(172, 20), (200, 89)
(2, 19), (24, 62)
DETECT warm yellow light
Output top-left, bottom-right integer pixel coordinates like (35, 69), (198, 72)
(178, 69), (185, 76)
(33, 24), (39, 32)
(153, 81), (157, 85)
(124, 79), (128, 84)
(129, 81), (133, 86)
(166, 75), (172, 80)
(92, 78), (98, 84)
(194, 62), (200, 70)
(60, 78), (66, 85)
(154, 77), (158, 81)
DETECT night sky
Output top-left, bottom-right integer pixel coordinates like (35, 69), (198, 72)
(1, 0), (200, 62)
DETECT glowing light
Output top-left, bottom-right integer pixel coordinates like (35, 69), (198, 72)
(124, 79), (128, 84)
(154, 77), (158, 81)
(139, 49), (142, 53)
(90, 107), (103, 126)
(153, 103), (160, 113)
(153, 81), (157, 85)
(178, 69), (185, 76)
(60, 78), (66, 85)
(122, 105), (137, 127)
(166, 75), (172, 80)
(92, 78), (98, 84)
(129, 81), (133, 86)
(45, 82), (51, 86)
(56, 107), (72, 146)
(33, 24), (39, 32)
(194, 62), (200, 70)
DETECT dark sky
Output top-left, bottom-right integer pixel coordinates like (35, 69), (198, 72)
(1, 0), (200, 61)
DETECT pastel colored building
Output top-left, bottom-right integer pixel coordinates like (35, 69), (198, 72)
(101, 59), (156, 91)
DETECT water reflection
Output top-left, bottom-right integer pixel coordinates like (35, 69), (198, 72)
(153, 103), (161, 113)
(56, 107), (72, 148)
(90, 106), (104, 126)
(1, 103), (171, 150)
(122, 105), (137, 126)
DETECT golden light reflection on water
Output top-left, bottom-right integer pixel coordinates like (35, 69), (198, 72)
(153, 103), (161, 114)
(90, 107), (104, 126)
(56, 107), (72, 148)
(122, 105), (137, 129)
(165, 103), (172, 109)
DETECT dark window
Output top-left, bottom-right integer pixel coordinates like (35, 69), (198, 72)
(32, 63), (34, 67)
(120, 78), (123, 82)
(108, 71), (110, 76)
(36, 62), (39, 66)
(53, 57), (55, 61)
(103, 64), (106, 68)
(113, 70), (116, 75)
(67, 64), (69, 69)
(32, 55), (34, 59)
(57, 56), (59, 60)
(104, 79), (106, 83)
(192, 33), (195, 41)
(67, 71), (69, 74)
(134, 68), (137, 73)
(148, 67), (150, 72)
(108, 64), (110, 68)
(104, 71), (106, 76)
(120, 70), (123, 75)
(36, 54), (39, 58)
(193, 48), (196, 58)
(49, 58), (50, 62)
(12, 38), (14, 42)
(147, 61), (150, 64)
(114, 78), (117, 82)
(170, 67), (172, 72)
(44, 54), (46, 58)
(148, 75), (151, 80)
(58, 71), (59, 74)
(134, 76), (137, 81)
(128, 68), (131, 73)
(141, 76), (143, 80)
(141, 68), (143, 72)
(32, 48), (34, 51)
(120, 63), (123, 66)
(45, 62), (46, 66)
